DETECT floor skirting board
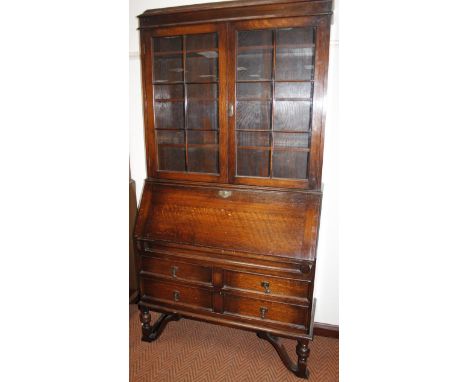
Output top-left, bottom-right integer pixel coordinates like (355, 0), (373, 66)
(314, 323), (339, 339)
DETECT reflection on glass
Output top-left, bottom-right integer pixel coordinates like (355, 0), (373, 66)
(152, 32), (220, 174)
(237, 131), (270, 147)
(188, 147), (218, 173)
(237, 48), (272, 81)
(273, 101), (311, 131)
(273, 151), (308, 179)
(235, 26), (315, 180)
(153, 55), (183, 82)
(186, 53), (218, 82)
(158, 146), (185, 171)
(237, 149), (270, 177)
(153, 36), (182, 52)
(154, 102), (185, 130)
(236, 101), (271, 130)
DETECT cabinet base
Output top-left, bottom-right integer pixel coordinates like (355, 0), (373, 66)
(139, 306), (181, 342)
(257, 331), (310, 379)
(139, 304), (313, 379)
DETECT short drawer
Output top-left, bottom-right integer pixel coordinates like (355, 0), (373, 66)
(224, 270), (309, 300)
(223, 293), (308, 329)
(140, 255), (212, 285)
(140, 278), (212, 311)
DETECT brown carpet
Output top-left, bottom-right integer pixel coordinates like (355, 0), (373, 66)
(130, 305), (338, 381)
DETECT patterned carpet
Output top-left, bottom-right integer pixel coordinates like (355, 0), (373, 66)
(130, 305), (338, 381)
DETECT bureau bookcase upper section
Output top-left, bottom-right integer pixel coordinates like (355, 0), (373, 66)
(139, 0), (332, 190)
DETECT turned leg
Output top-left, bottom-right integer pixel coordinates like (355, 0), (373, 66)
(257, 332), (311, 379)
(139, 305), (181, 343)
(139, 306), (153, 342)
(296, 339), (310, 379)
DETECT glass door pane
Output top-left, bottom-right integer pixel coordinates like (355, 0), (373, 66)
(152, 32), (220, 174)
(234, 26), (315, 181)
(235, 29), (273, 177)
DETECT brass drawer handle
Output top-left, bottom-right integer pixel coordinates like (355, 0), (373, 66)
(171, 265), (178, 278)
(259, 307), (268, 319)
(261, 281), (270, 294)
(173, 290), (180, 302)
(218, 190), (232, 198)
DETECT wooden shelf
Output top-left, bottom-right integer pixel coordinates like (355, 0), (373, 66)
(236, 79), (314, 83)
(237, 145), (270, 151)
(236, 129), (310, 133)
(154, 98), (218, 102)
(158, 143), (219, 148)
(237, 98), (272, 101)
(275, 98), (312, 101)
(156, 128), (218, 131)
(237, 43), (314, 51)
(237, 97), (311, 101)
(154, 48), (219, 56)
(273, 146), (310, 152)
(154, 98), (184, 102)
(237, 146), (310, 152)
(153, 80), (219, 85)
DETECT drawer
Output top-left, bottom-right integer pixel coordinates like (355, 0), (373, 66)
(224, 270), (309, 300)
(140, 278), (212, 311)
(140, 255), (212, 285)
(223, 293), (308, 329)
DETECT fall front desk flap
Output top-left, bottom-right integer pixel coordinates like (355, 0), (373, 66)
(134, 182), (321, 261)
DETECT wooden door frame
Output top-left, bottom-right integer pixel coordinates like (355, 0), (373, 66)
(226, 15), (330, 190)
(140, 22), (229, 183)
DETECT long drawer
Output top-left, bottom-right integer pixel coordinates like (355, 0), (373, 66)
(223, 269), (309, 301)
(140, 255), (212, 285)
(140, 277), (213, 311)
(223, 293), (309, 330)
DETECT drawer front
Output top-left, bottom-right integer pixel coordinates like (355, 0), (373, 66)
(141, 255), (212, 285)
(224, 270), (309, 300)
(141, 278), (212, 311)
(223, 293), (308, 329)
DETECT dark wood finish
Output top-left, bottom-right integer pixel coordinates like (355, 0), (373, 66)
(139, 0), (332, 29)
(142, 241), (315, 279)
(141, 23), (228, 183)
(227, 16), (328, 189)
(130, 289), (139, 304)
(140, 277), (213, 311)
(139, 306), (181, 342)
(313, 322), (339, 338)
(134, 182), (321, 260)
(223, 292), (308, 329)
(223, 269), (309, 301)
(257, 332), (310, 379)
(130, 176), (138, 295)
(140, 255), (212, 285)
(135, 1), (332, 378)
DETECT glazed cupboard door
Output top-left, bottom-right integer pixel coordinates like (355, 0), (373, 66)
(141, 24), (228, 182)
(227, 17), (330, 189)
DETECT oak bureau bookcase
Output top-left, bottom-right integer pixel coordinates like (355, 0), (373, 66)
(134, 0), (333, 378)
